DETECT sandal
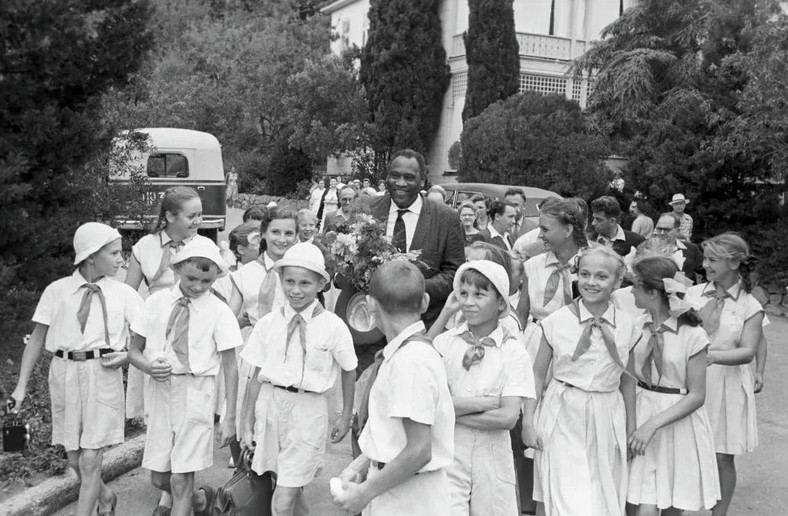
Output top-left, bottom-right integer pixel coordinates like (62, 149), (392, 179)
(97, 491), (117, 516)
(194, 485), (215, 516)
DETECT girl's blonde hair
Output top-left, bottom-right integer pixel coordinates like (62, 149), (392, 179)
(578, 245), (627, 282)
(152, 186), (200, 233)
(702, 232), (754, 292)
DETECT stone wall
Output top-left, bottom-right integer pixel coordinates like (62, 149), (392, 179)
(753, 284), (788, 317)
(230, 193), (308, 211)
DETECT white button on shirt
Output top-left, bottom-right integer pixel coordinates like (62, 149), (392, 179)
(33, 270), (143, 353)
(434, 323), (535, 400)
(385, 195), (423, 252)
(241, 300), (358, 393)
(131, 284), (243, 376)
(358, 322), (455, 472)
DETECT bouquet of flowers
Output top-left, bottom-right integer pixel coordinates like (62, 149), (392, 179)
(323, 212), (425, 293)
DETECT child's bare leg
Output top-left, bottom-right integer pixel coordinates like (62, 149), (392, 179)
(633, 504), (659, 516)
(75, 448), (104, 516)
(662, 507), (684, 516)
(150, 470), (174, 508)
(713, 453), (736, 516)
(294, 487), (310, 516)
(272, 486), (302, 516)
(169, 472), (195, 516)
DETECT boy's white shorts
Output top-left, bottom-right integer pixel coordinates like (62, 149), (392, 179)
(143, 374), (215, 474)
(49, 356), (125, 451)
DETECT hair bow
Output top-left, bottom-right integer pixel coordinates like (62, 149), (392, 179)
(663, 272), (697, 317)
(247, 231), (262, 248)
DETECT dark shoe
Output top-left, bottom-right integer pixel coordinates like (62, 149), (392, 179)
(97, 491), (117, 516)
(194, 485), (215, 516)
(151, 506), (171, 516)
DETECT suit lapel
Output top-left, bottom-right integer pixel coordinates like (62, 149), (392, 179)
(410, 195), (430, 252)
(372, 195), (392, 225)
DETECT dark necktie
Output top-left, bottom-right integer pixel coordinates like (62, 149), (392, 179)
(543, 260), (574, 307)
(392, 209), (408, 253)
(151, 239), (183, 283)
(458, 330), (497, 370)
(76, 283), (111, 348)
(699, 288), (729, 335)
(567, 301), (633, 378)
(257, 257), (278, 319)
(166, 297), (191, 371)
(641, 321), (670, 387)
(283, 303), (326, 383)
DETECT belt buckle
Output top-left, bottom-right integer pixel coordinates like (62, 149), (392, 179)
(71, 351), (88, 362)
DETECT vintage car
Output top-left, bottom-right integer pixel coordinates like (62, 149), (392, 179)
(109, 128), (226, 242)
(442, 182), (562, 226)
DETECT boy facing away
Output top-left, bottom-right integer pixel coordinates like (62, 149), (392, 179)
(240, 242), (357, 516)
(128, 239), (242, 516)
(333, 261), (455, 515)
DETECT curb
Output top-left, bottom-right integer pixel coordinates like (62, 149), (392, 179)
(1, 434), (146, 516)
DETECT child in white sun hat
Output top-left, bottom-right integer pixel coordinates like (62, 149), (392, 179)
(434, 260), (535, 515)
(128, 238), (242, 516)
(240, 242), (357, 515)
(8, 222), (143, 516)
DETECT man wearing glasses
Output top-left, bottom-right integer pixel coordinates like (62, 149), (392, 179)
(324, 186), (357, 233)
(653, 212), (704, 283)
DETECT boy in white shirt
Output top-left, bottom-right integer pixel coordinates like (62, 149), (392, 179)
(434, 261), (535, 515)
(240, 242), (357, 516)
(128, 240), (242, 516)
(8, 222), (143, 516)
(334, 261), (455, 515)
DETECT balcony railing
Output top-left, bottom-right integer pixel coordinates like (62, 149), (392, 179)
(452, 32), (589, 61)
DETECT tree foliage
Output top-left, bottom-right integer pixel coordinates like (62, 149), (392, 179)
(575, 0), (783, 239)
(360, 0), (450, 163)
(462, 0), (520, 121)
(459, 92), (611, 199)
(0, 0), (153, 292)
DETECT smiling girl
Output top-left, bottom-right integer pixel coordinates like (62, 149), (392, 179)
(523, 246), (638, 516)
(686, 233), (764, 516)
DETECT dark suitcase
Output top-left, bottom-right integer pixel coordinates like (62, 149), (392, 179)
(211, 450), (274, 516)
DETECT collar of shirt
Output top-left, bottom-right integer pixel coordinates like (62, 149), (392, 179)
(388, 194), (423, 218)
(544, 250), (579, 268)
(159, 231), (195, 247)
(260, 252), (277, 270)
(303, 236), (315, 245)
(640, 313), (679, 333)
(597, 225), (626, 244)
(337, 209), (351, 220)
(70, 269), (111, 293)
(702, 281), (742, 301)
(168, 282), (210, 312)
(282, 299), (321, 322)
(576, 300), (617, 328)
(487, 224), (507, 241)
(383, 320), (427, 360)
(452, 322), (506, 348)
(675, 239), (687, 250)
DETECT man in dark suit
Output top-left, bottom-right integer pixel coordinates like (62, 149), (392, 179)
(369, 149), (465, 328)
(654, 212), (705, 283)
(479, 200), (517, 251)
(590, 196), (646, 256)
(323, 185), (356, 234)
(504, 188), (538, 241)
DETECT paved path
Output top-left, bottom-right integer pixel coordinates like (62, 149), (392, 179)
(56, 317), (788, 516)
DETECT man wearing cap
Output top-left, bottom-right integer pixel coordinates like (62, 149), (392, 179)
(9, 223), (143, 516)
(240, 242), (358, 516)
(668, 193), (693, 241)
(128, 239), (243, 516)
(369, 149), (465, 329)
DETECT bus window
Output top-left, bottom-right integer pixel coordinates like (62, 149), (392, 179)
(147, 153), (189, 178)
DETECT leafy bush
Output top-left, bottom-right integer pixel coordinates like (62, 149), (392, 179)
(266, 140), (313, 196)
(459, 92), (611, 199)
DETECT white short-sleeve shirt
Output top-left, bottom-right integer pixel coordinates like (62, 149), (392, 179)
(230, 253), (286, 325)
(523, 251), (580, 321)
(686, 281), (764, 351)
(358, 322), (455, 471)
(540, 301), (639, 392)
(434, 323), (535, 400)
(33, 270), (143, 352)
(241, 300), (357, 393)
(131, 284), (243, 376)
(132, 232), (215, 294)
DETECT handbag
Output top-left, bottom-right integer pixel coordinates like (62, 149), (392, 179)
(211, 449), (274, 516)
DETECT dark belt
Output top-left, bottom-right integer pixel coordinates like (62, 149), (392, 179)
(556, 379), (577, 389)
(637, 381), (687, 395)
(273, 384), (318, 395)
(372, 460), (424, 475)
(54, 349), (113, 361)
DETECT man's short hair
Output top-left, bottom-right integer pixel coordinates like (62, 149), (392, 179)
(339, 185), (356, 198)
(427, 185), (446, 200)
(504, 188), (527, 203)
(389, 149), (426, 178)
(488, 200), (514, 221)
(659, 212), (681, 228)
(590, 196), (622, 219)
(369, 261), (425, 315)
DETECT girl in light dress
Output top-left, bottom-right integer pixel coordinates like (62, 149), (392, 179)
(523, 246), (638, 516)
(627, 255), (720, 515)
(124, 186), (215, 513)
(686, 233), (764, 516)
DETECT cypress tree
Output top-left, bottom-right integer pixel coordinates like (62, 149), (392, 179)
(462, 0), (520, 121)
(360, 0), (449, 161)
